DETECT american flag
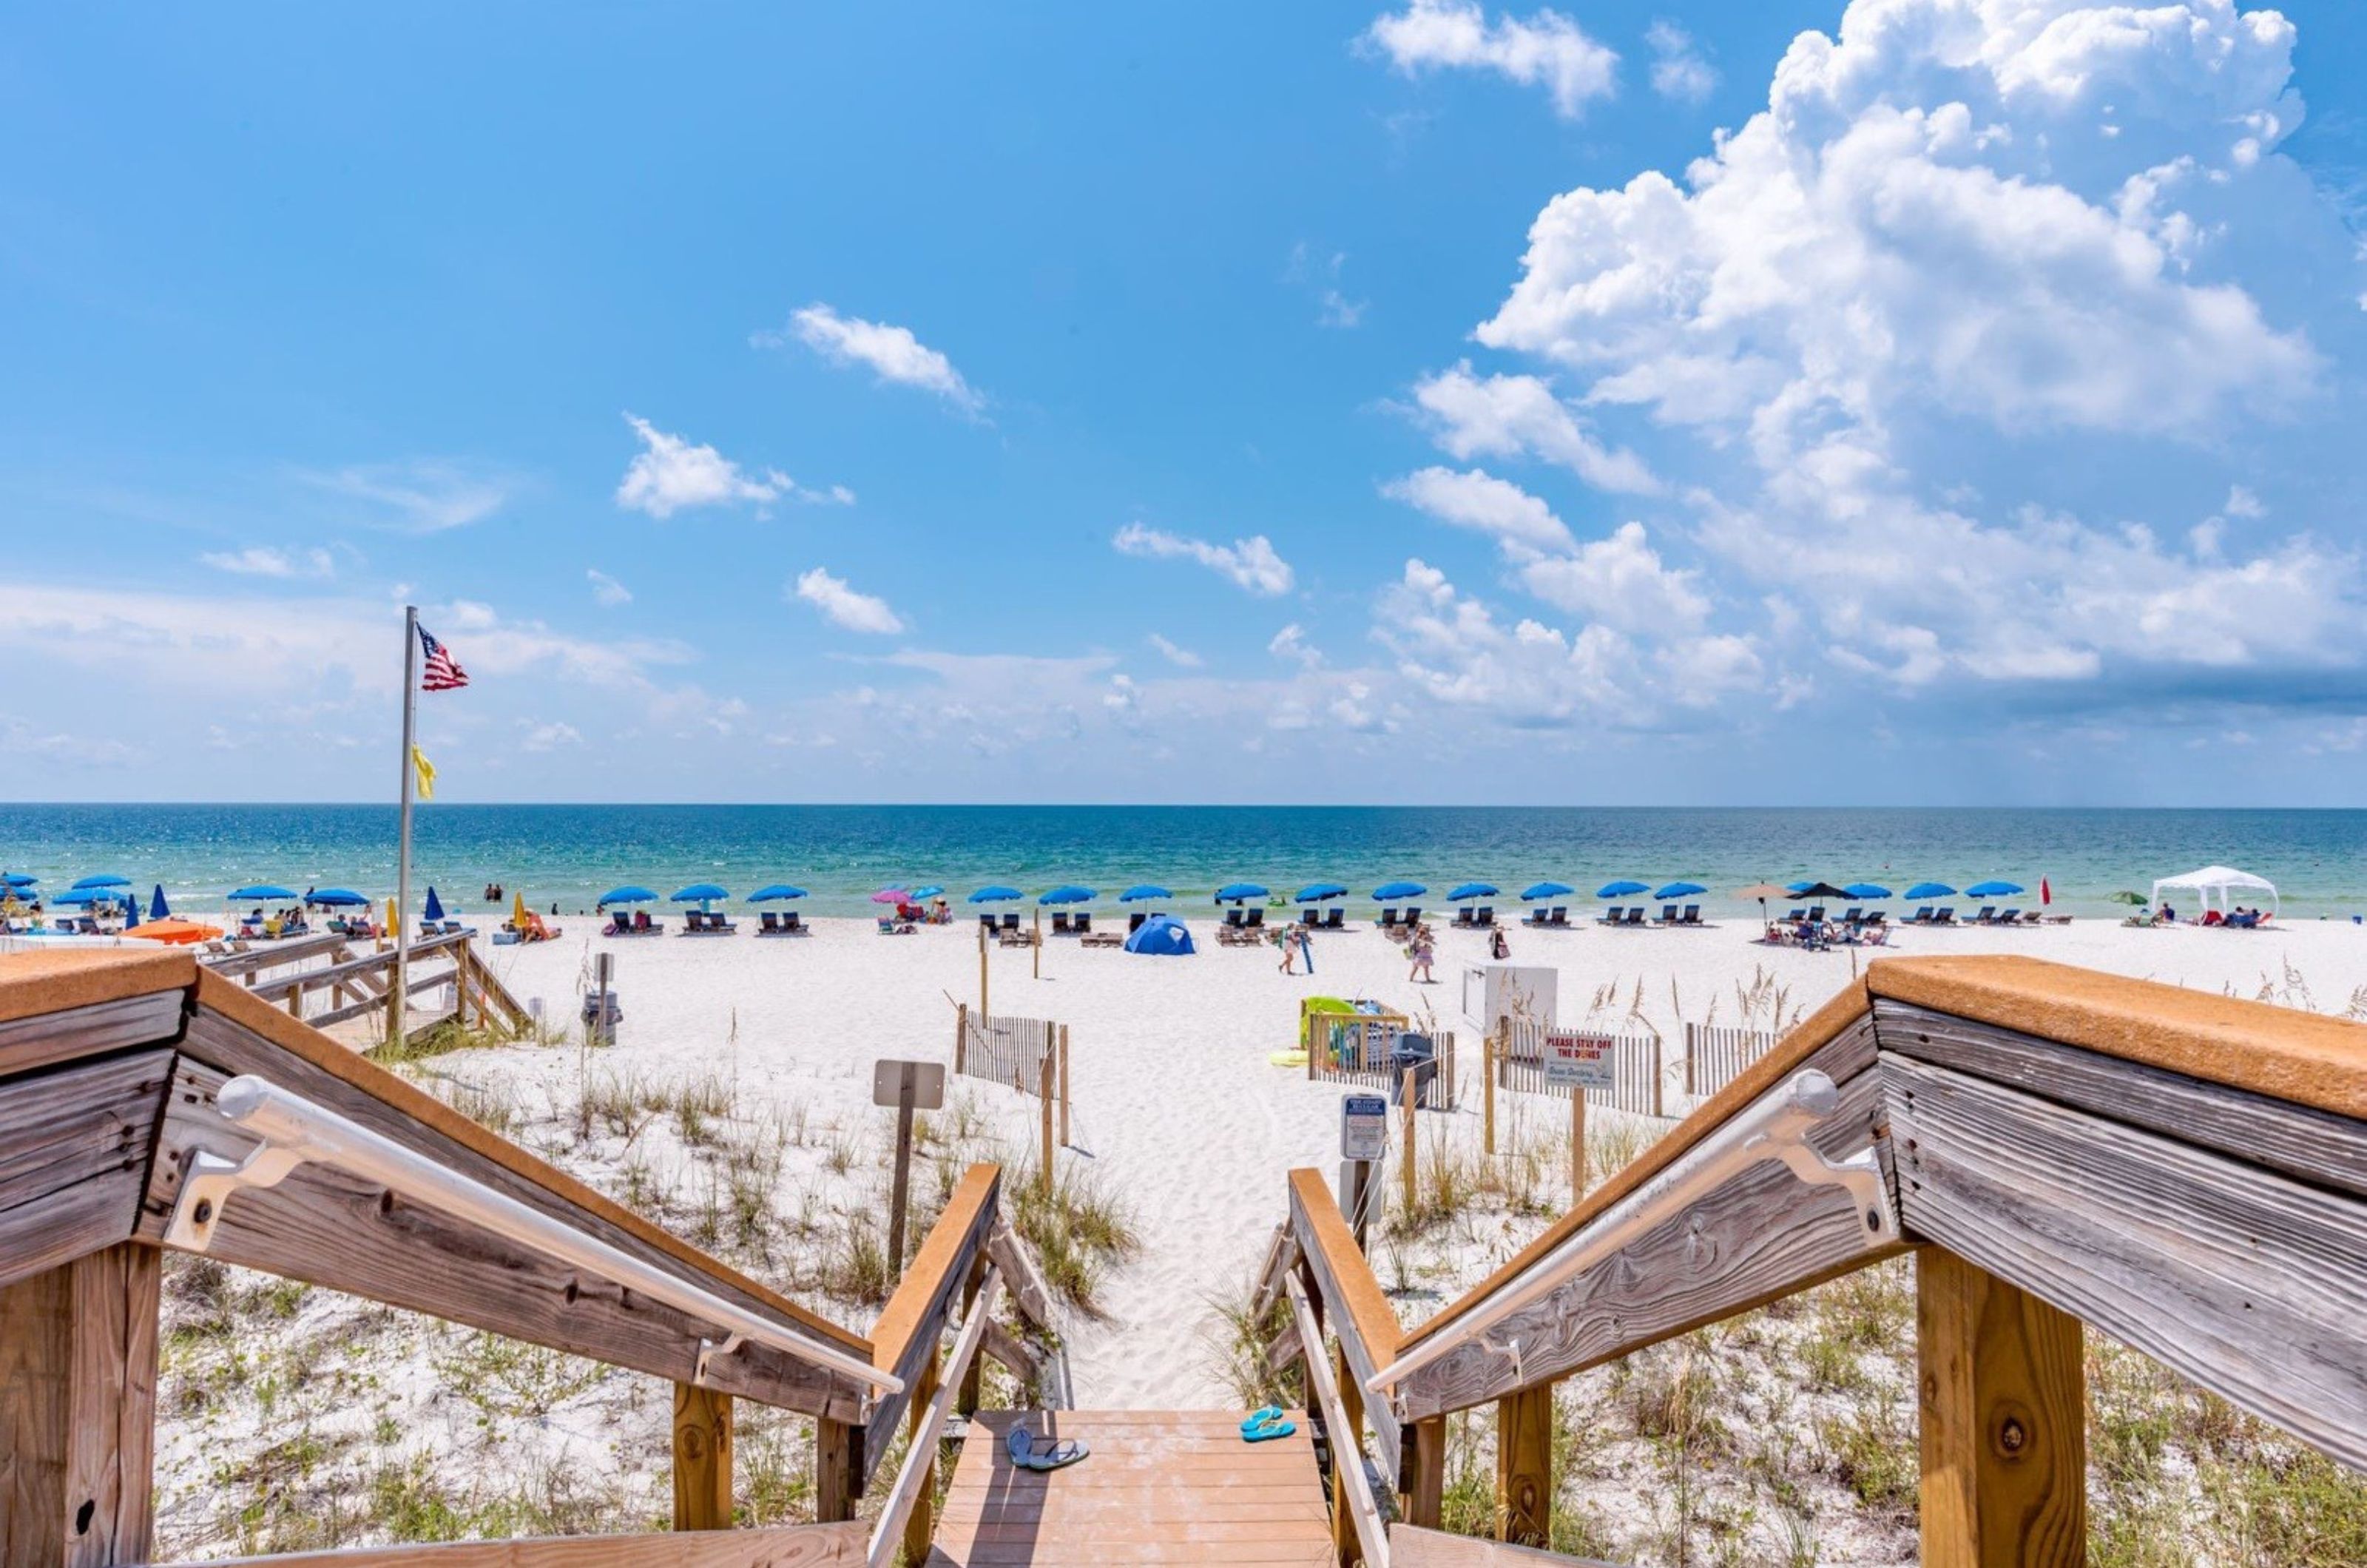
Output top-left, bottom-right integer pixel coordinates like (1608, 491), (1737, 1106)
(418, 625), (470, 692)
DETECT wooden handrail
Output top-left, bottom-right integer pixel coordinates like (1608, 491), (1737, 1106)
(187, 1521), (866, 1565)
(868, 1267), (1003, 1568)
(1286, 1167), (1402, 1481)
(861, 1164), (1001, 1482)
(243, 930), (471, 1002)
(1287, 1271), (1390, 1568)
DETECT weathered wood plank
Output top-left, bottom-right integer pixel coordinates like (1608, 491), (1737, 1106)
(200, 932), (353, 980)
(0, 1050), (173, 1290)
(1, 1259), (72, 1564)
(1397, 1064), (1900, 1422)
(814, 1418), (860, 1525)
(1496, 1384), (1554, 1548)
(1286, 1276), (1389, 1568)
(0, 992), (186, 1080)
(242, 932), (470, 1003)
(985, 1217), (1055, 1331)
(1402, 1417), (1445, 1531)
(65, 1242), (160, 1567)
(672, 1382), (732, 1532)
(142, 1058), (865, 1421)
(1876, 998), (2367, 1200)
(980, 1319), (1040, 1387)
(1388, 1524), (1620, 1565)
(195, 1522), (868, 1566)
(1886, 1053), (2367, 1472)
(1917, 1248), (2084, 1568)
(172, 1001), (871, 1353)
(309, 964), (464, 1029)
(1286, 1168), (1401, 1487)
(862, 1164), (999, 1486)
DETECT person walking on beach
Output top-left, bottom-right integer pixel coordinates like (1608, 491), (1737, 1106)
(1409, 927), (1436, 984)
(1277, 923), (1299, 974)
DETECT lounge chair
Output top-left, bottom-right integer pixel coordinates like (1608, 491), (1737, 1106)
(1378, 908), (1401, 932)
(1001, 913), (1021, 933)
(759, 912), (780, 933)
(1402, 907), (1422, 927)
(1973, 906), (1999, 925)
(783, 912), (805, 934)
(1806, 906), (1826, 924)
(1453, 907), (1474, 927)
(633, 910), (655, 934)
(1129, 911), (1147, 933)
(1623, 908), (1646, 927)
(1524, 906), (1549, 927)
(1224, 908), (1245, 930)
(1476, 905), (1496, 927)
(1934, 907), (1957, 925)
(1245, 908), (1264, 930)
(1682, 904), (1703, 925)
(1598, 905), (1624, 927)
(1075, 913), (1092, 934)
(1301, 908), (1320, 927)
(1655, 904), (1679, 925)
(1051, 912), (1072, 935)
(1784, 908), (1806, 923)
(1998, 908), (2022, 925)
(683, 911), (705, 934)
(1863, 910), (1885, 928)
(979, 913), (997, 934)
(1908, 906), (1932, 925)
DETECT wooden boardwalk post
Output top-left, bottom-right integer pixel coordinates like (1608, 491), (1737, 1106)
(1917, 1248), (2085, 1568)
(1058, 1024), (1070, 1149)
(1570, 1084), (1587, 1203)
(670, 1382), (732, 1531)
(1402, 1416), (1446, 1530)
(1484, 1020), (1501, 1155)
(1331, 1340), (1366, 1567)
(954, 1001), (968, 1075)
(1401, 1068), (1418, 1213)
(902, 1348), (943, 1565)
(0, 1242), (161, 1566)
(1496, 1382), (1553, 1547)
(1039, 1049), (1055, 1200)
(813, 1418), (860, 1524)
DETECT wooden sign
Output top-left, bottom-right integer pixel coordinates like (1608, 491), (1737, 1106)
(1544, 1031), (1615, 1090)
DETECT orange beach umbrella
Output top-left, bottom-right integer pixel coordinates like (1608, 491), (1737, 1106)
(122, 918), (224, 946)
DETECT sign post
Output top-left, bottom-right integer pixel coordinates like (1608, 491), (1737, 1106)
(873, 1060), (947, 1274)
(1340, 1092), (1388, 1248)
(1544, 1031), (1615, 1201)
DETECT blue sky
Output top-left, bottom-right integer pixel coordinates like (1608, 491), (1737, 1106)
(7, 0), (2367, 805)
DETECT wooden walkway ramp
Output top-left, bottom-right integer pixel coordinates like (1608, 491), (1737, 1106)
(925, 1409), (1335, 1566)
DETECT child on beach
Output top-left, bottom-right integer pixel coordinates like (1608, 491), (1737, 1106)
(1408, 927), (1436, 983)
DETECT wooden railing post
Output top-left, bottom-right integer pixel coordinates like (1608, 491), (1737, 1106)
(671, 1382), (732, 1531)
(1402, 1416), (1446, 1530)
(957, 1254), (988, 1418)
(1484, 1020), (1500, 1155)
(954, 1001), (968, 1075)
(813, 1418), (860, 1524)
(1917, 1248), (2085, 1568)
(0, 1241), (161, 1567)
(1495, 1382), (1553, 1547)
(1331, 1340), (1365, 1567)
(902, 1348), (944, 1565)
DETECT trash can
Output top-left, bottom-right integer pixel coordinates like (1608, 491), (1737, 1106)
(1390, 1033), (1436, 1108)
(579, 989), (621, 1044)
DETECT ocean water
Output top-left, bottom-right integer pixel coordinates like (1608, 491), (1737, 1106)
(2, 804), (2363, 921)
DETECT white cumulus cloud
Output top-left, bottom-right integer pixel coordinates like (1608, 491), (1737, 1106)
(1383, 466), (1575, 555)
(587, 569), (632, 606)
(1646, 20), (1716, 102)
(1363, 0), (1619, 118)
(792, 567), (906, 635)
(764, 304), (984, 416)
(616, 415), (787, 518)
(1112, 522), (1296, 596)
(1409, 362), (1659, 495)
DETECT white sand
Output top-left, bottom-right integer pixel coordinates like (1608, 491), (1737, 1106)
(470, 913), (2367, 1409)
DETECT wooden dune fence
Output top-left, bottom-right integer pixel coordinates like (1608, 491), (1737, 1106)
(1683, 1023), (1780, 1098)
(1496, 1021), (1665, 1118)
(955, 1008), (1056, 1097)
(1306, 1013), (1457, 1109)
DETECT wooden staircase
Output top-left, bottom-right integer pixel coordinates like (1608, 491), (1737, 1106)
(924, 1410), (1334, 1567)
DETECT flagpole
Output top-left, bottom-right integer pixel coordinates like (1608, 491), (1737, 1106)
(393, 604), (419, 1051)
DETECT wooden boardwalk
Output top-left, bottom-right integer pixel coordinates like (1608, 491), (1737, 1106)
(925, 1409), (1334, 1566)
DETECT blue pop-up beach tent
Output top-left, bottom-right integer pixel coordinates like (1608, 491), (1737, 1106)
(1124, 915), (1195, 956)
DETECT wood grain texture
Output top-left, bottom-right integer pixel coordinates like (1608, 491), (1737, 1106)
(144, 1059), (864, 1421)
(1397, 1061), (1900, 1422)
(1291, 1268), (1390, 1568)
(1917, 1248), (2084, 1568)
(1495, 1384), (1553, 1548)
(863, 1164), (999, 1485)
(64, 1243), (160, 1567)
(243, 931), (470, 1003)
(985, 1218), (1054, 1333)
(902, 1337), (945, 1566)
(0, 1050), (173, 1290)
(813, 1419), (859, 1526)
(1, 1258), (71, 1564)
(0, 948), (192, 1028)
(926, 1410), (1331, 1566)
(195, 1522), (868, 1566)
(1887, 1053), (2367, 1471)
(672, 1382), (733, 1532)
(1286, 1168), (1401, 1485)
(201, 933), (352, 980)
(1875, 998), (2367, 1200)
(1333, 1342), (1366, 1566)
(1868, 953), (2367, 1118)
(1406, 992), (1876, 1351)
(1402, 1416), (1446, 1532)
(175, 994), (870, 1354)
(1389, 1524), (1619, 1566)
(0, 992), (186, 1080)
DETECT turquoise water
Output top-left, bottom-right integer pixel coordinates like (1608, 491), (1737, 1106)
(1, 804), (2361, 919)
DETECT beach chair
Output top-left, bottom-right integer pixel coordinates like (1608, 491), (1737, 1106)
(783, 912), (805, 934)
(683, 911), (703, 934)
(1598, 905), (1624, 926)
(1934, 907), (1956, 925)
(1973, 906), (1998, 925)
(1998, 908), (2021, 925)
(1300, 908), (1320, 927)
(1076, 913), (1092, 934)
(1454, 907), (1475, 927)
(1623, 908), (1646, 927)
(1001, 913), (1020, 933)
(1476, 905), (1496, 927)
(1839, 907), (1862, 927)
(1549, 906), (1570, 927)
(1863, 910), (1885, 929)
(1784, 908), (1806, 923)
(1524, 905), (1547, 927)
(1224, 908), (1245, 930)
(1246, 908), (1265, 930)
(1805, 906), (1826, 924)
(1655, 904), (1679, 925)
(633, 910), (655, 934)
(1129, 911), (1147, 933)
(1378, 908), (1401, 933)
(1325, 906), (1343, 930)
(1908, 906), (1932, 925)
(1403, 907), (1422, 927)
(1051, 912), (1071, 935)
(1682, 904), (1703, 925)
(979, 913), (996, 935)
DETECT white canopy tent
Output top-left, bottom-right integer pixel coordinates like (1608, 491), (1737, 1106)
(2151, 865), (2278, 915)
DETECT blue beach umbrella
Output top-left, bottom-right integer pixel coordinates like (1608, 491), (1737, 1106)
(598, 886), (658, 908)
(1371, 880), (1425, 902)
(671, 884), (732, 904)
(1843, 883), (1892, 900)
(1522, 882), (1575, 901)
(229, 884), (298, 902)
(1965, 880), (2023, 898)
(1295, 882), (1349, 903)
(1215, 882), (1269, 904)
(149, 885), (171, 921)
(1653, 882), (1708, 900)
(968, 885), (1023, 904)
(749, 885), (808, 902)
(1038, 885), (1096, 905)
(422, 887), (446, 923)
(1448, 882), (1499, 902)
(73, 874), (132, 890)
(911, 885), (945, 900)
(306, 888), (371, 908)
(1597, 880), (1650, 899)
(1904, 882), (1956, 901)
(52, 890), (108, 907)
(125, 900), (139, 929)
(1119, 885), (1172, 902)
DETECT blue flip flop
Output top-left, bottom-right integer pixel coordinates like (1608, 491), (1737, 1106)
(1238, 1405), (1283, 1439)
(1241, 1410), (1297, 1442)
(1007, 1425), (1090, 1472)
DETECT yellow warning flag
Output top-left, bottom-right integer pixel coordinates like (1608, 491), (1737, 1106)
(411, 745), (437, 802)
